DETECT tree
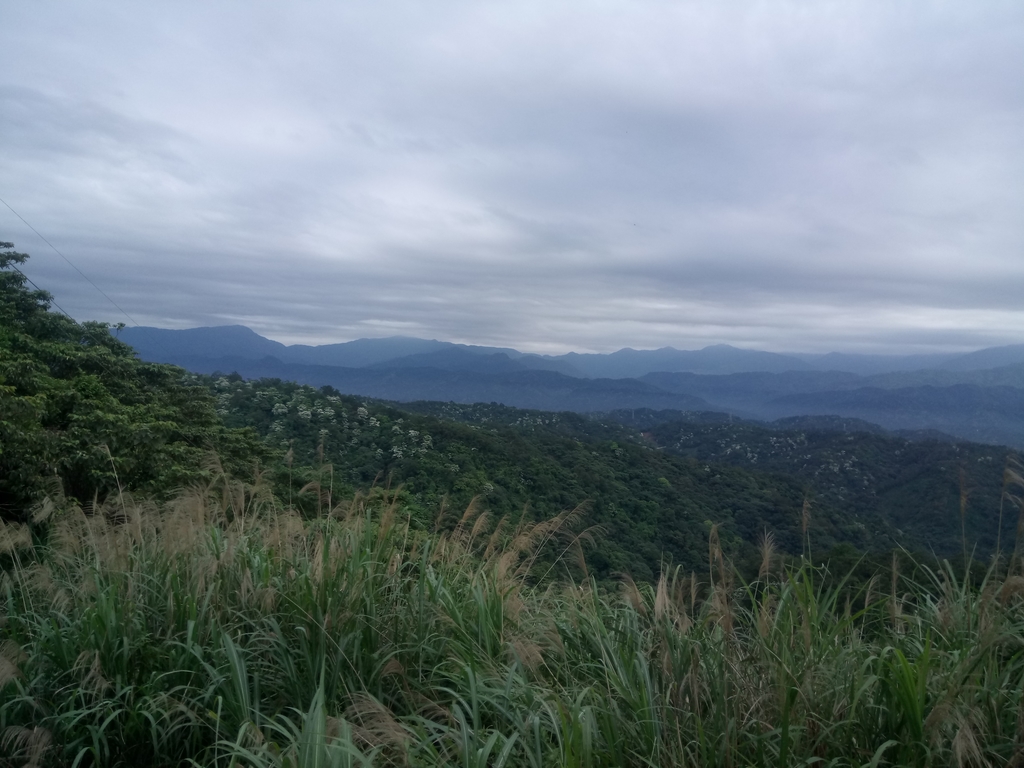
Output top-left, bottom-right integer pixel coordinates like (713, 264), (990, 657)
(0, 243), (267, 518)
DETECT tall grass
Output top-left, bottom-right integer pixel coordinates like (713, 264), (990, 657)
(2, 471), (1024, 766)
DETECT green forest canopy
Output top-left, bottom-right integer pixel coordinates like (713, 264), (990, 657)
(0, 242), (266, 518)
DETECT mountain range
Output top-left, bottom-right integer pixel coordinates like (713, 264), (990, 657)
(118, 325), (1024, 448)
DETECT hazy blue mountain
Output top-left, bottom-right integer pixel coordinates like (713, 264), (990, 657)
(369, 349), (528, 374)
(641, 366), (1024, 416)
(116, 325), (1024, 446)
(790, 351), (960, 375)
(766, 384), (1024, 447)
(938, 344), (1024, 372)
(554, 344), (813, 378)
(282, 337), (458, 367)
(119, 325), (452, 367)
(118, 325), (289, 361)
(640, 370), (862, 411)
(371, 348), (587, 377)
(791, 346), (1024, 376)
(120, 326), (821, 378)
(633, 371), (1024, 446)
(120, 325), (1024, 379)
(175, 355), (715, 413)
(863, 362), (1024, 389)
(121, 325), (527, 370)
(516, 354), (588, 377)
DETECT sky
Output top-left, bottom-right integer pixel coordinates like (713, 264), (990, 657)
(2, 2), (1023, 355)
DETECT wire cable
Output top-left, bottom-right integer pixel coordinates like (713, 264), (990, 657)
(0, 195), (141, 327)
(5, 261), (78, 323)
(1, 241), (212, 455)
(0, 205), (248, 475)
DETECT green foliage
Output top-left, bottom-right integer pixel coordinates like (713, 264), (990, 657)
(210, 378), (1021, 579)
(6, 240), (1024, 764)
(207, 376), (842, 578)
(646, 417), (1019, 557)
(3, 485), (1024, 766)
(0, 243), (268, 518)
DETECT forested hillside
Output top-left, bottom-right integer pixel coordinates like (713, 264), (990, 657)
(643, 417), (1016, 556)
(208, 375), (825, 579)
(0, 243), (266, 518)
(207, 375), (1020, 574)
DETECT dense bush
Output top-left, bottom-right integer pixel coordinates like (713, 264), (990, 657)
(3, 477), (1024, 766)
(0, 243), (267, 518)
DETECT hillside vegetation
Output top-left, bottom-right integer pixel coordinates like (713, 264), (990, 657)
(208, 375), (815, 580)
(7, 244), (1024, 765)
(3, 240), (1020, 575)
(643, 416), (1014, 557)
(4, 483), (1024, 767)
(208, 377), (1023, 577)
(0, 243), (266, 519)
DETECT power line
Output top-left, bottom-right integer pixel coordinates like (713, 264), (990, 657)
(0, 203), (234, 466)
(2, 237), (211, 455)
(6, 261), (78, 322)
(0, 195), (141, 327)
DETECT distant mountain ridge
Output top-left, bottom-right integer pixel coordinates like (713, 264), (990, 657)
(119, 326), (459, 368)
(119, 325), (1024, 377)
(937, 344), (1024, 372)
(556, 345), (813, 377)
(116, 325), (1024, 448)
(156, 354), (715, 414)
(767, 384), (1024, 448)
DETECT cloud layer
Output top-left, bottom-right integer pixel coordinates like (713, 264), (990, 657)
(2, 1), (1023, 353)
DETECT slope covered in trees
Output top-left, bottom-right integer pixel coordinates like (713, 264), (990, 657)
(205, 376), (1020, 575)
(643, 416), (1017, 557)
(0, 243), (266, 518)
(208, 375), (828, 579)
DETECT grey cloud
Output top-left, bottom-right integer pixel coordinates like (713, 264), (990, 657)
(2, 1), (1023, 354)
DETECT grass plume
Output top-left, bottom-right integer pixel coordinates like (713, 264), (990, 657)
(3, 477), (1024, 766)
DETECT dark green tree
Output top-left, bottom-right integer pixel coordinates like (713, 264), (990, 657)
(0, 242), (267, 518)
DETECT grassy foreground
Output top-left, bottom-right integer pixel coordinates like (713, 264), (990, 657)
(2, 475), (1024, 767)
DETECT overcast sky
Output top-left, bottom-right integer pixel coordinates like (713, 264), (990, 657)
(2, 2), (1023, 354)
